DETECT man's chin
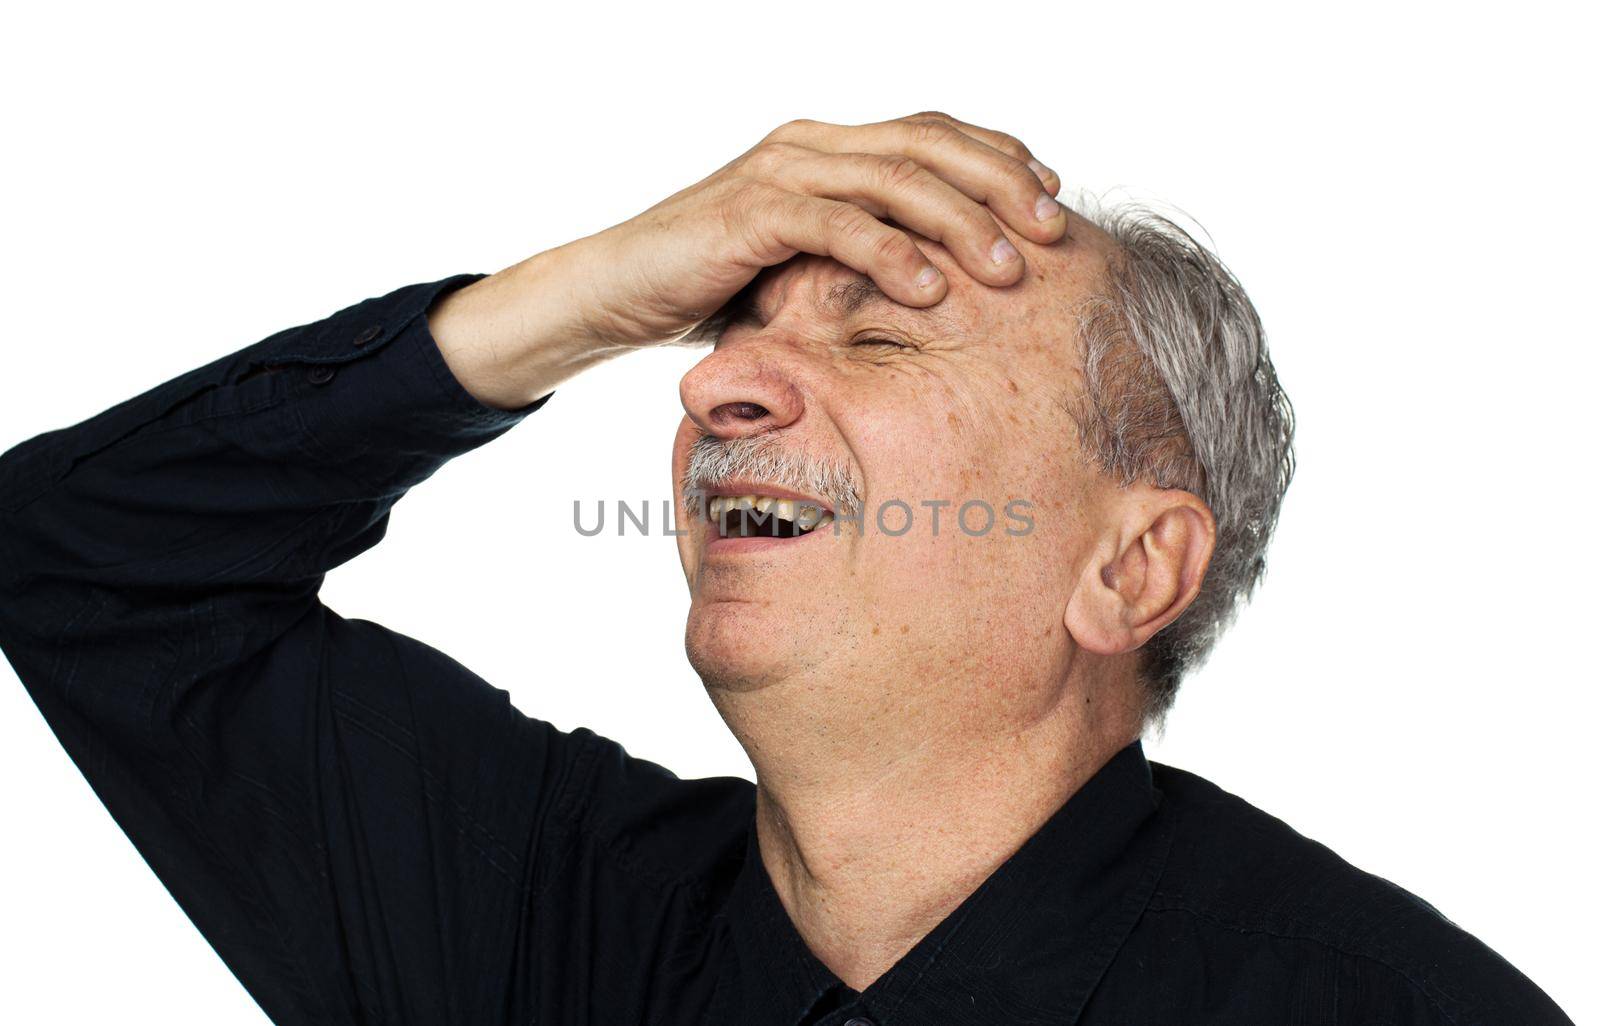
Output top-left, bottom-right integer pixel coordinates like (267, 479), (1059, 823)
(685, 605), (802, 696)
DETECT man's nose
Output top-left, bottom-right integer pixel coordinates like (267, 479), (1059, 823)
(678, 337), (805, 439)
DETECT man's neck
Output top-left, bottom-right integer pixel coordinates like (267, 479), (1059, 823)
(730, 663), (1142, 992)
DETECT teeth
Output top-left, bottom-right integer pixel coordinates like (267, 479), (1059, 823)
(706, 493), (834, 535)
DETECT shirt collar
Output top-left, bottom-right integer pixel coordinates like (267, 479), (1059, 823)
(716, 740), (1175, 1026)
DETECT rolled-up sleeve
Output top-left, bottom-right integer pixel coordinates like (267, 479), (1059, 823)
(0, 273), (593, 1024)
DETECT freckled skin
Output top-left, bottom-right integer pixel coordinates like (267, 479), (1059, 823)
(673, 213), (1130, 742)
(429, 117), (1220, 991)
(666, 213), (1214, 989)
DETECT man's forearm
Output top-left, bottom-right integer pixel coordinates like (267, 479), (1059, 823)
(427, 239), (630, 410)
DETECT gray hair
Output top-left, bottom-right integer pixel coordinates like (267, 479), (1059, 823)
(1065, 197), (1296, 725)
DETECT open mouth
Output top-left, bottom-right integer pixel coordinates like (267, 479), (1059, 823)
(708, 495), (835, 540)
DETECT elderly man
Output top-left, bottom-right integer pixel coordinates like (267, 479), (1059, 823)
(0, 112), (1571, 1025)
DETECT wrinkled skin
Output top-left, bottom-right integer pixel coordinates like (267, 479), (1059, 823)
(429, 112), (1216, 988)
(673, 215), (1193, 758)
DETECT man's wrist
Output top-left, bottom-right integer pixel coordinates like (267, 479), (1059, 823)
(426, 242), (627, 410)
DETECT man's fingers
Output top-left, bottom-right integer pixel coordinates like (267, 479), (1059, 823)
(771, 115), (1065, 245)
(754, 191), (948, 307)
(874, 117), (1066, 243)
(764, 149), (1024, 287)
(903, 111), (1062, 196)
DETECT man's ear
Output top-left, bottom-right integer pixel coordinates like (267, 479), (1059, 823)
(1064, 489), (1217, 656)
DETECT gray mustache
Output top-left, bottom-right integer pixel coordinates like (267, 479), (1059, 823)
(682, 434), (863, 520)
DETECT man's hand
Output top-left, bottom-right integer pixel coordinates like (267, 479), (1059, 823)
(580, 111), (1067, 347)
(428, 112), (1066, 409)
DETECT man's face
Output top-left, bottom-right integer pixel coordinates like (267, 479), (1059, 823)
(672, 213), (1123, 732)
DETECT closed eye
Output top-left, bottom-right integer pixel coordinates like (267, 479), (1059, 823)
(851, 337), (909, 350)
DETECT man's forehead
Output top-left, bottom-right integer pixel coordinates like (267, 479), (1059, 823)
(727, 215), (1109, 335)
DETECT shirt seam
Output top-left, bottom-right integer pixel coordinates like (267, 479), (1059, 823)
(575, 799), (721, 910)
(3, 386), (294, 516)
(154, 593), (333, 1016)
(1142, 900), (1463, 1025)
(327, 704), (524, 883)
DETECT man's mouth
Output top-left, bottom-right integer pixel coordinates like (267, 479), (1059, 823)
(707, 494), (835, 540)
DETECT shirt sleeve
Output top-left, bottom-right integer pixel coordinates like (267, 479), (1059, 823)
(0, 273), (598, 1025)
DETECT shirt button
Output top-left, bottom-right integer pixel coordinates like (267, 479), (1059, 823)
(352, 324), (382, 347)
(842, 1018), (875, 1026)
(307, 365), (337, 385)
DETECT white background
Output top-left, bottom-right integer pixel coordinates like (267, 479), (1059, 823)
(1, 2), (1593, 1022)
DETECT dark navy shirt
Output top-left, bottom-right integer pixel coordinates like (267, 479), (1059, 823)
(0, 274), (1574, 1025)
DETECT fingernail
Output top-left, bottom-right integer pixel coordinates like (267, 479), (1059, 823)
(991, 238), (1020, 265)
(1035, 192), (1061, 222)
(916, 265), (942, 289)
(1028, 159), (1055, 183)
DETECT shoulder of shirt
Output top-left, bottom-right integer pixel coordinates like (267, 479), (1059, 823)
(1145, 761), (1572, 1025)
(561, 728), (756, 905)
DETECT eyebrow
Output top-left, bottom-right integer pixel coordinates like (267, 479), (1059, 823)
(823, 277), (896, 317)
(718, 274), (959, 335)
